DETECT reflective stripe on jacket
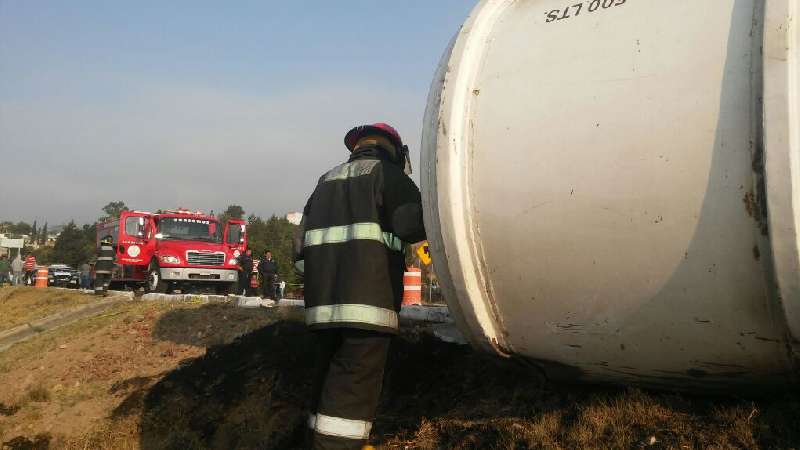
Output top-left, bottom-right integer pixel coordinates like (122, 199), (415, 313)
(296, 147), (426, 333)
(95, 245), (115, 274)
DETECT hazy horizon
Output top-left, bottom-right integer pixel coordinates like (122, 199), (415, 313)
(0, 1), (475, 227)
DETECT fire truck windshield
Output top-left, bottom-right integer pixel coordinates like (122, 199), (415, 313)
(156, 218), (222, 243)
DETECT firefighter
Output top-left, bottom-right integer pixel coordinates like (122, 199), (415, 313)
(236, 248), (254, 296)
(295, 123), (426, 449)
(258, 250), (279, 299)
(94, 236), (115, 296)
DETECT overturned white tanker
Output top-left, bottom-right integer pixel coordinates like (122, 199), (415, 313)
(421, 0), (799, 390)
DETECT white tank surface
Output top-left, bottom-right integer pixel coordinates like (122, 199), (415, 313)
(421, 0), (800, 390)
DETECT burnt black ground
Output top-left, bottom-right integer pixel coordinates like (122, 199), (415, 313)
(130, 314), (546, 450)
(112, 306), (800, 450)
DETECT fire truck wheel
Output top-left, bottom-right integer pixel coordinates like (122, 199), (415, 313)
(146, 262), (169, 293)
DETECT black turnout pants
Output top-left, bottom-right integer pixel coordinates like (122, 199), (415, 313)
(239, 272), (251, 296)
(308, 328), (391, 450)
(262, 274), (276, 299)
(94, 274), (110, 295)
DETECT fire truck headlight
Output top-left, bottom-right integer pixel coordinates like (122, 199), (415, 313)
(228, 259), (237, 265)
(160, 255), (181, 265)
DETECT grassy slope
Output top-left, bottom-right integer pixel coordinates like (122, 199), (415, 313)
(0, 300), (288, 449)
(0, 291), (797, 450)
(0, 287), (94, 331)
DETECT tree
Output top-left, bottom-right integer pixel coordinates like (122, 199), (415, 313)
(40, 222), (48, 245)
(32, 246), (53, 265)
(218, 205), (245, 224)
(102, 201), (129, 220)
(82, 223), (98, 262)
(52, 221), (92, 267)
(13, 222), (32, 237)
(1, 221), (32, 237)
(31, 220), (38, 240)
(245, 214), (299, 285)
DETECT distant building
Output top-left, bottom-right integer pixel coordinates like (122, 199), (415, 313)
(0, 234), (24, 258)
(44, 234), (58, 247)
(286, 212), (303, 226)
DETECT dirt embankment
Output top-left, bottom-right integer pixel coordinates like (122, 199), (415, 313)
(0, 287), (93, 331)
(0, 290), (798, 450)
(129, 320), (800, 450)
(0, 297), (290, 450)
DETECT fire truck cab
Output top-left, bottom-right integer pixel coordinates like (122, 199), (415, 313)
(96, 209), (247, 294)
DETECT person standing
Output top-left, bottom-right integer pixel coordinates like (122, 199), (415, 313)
(257, 250), (279, 299)
(236, 249), (254, 296)
(23, 254), (36, 286)
(94, 236), (115, 296)
(80, 262), (92, 290)
(11, 255), (23, 286)
(0, 256), (9, 285)
(295, 123), (426, 449)
(277, 279), (286, 299)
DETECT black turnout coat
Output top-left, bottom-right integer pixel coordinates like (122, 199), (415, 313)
(295, 146), (426, 334)
(95, 243), (115, 275)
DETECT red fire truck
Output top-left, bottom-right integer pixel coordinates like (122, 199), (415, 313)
(96, 209), (247, 294)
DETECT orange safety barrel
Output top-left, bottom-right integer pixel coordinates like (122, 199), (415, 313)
(35, 267), (48, 288)
(250, 259), (260, 288)
(402, 267), (422, 306)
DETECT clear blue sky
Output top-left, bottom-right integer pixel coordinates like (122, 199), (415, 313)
(0, 1), (475, 226)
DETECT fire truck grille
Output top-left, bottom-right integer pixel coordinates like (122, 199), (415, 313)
(187, 252), (225, 266)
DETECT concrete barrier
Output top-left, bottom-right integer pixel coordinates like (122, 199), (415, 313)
(237, 297), (275, 308)
(50, 287), (135, 300)
(134, 293), (453, 324)
(399, 305), (452, 323)
(277, 298), (305, 307)
(140, 293), (229, 303)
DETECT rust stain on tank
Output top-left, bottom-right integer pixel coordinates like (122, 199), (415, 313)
(743, 191), (756, 217)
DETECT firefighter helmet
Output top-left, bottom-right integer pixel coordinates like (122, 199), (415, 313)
(344, 123), (404, 152)
(344, 123), (413, 174)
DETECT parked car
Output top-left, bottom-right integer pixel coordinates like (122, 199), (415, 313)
(48, 264), (80, 288)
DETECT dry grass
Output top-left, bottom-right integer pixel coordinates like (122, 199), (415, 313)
(55, 417), (140, 450)
(0, 286), (93, 330)
(0, 299), (288, 449)
(376, 358), (800, 450)
(0, 292), (797, 450)
(0, 301), (152, 375)
(23, 384), (51, 404)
